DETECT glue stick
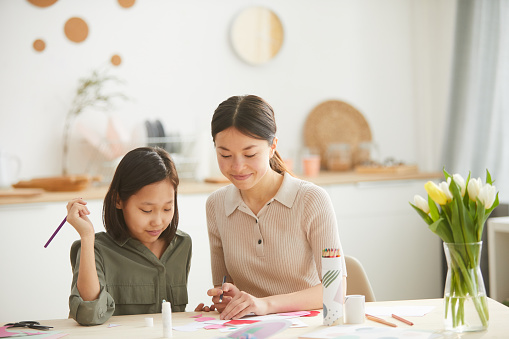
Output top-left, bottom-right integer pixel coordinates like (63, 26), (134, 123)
(162, 299), (172, 338)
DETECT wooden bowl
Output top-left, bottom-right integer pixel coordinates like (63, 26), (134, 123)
(13, 175), (92, 192)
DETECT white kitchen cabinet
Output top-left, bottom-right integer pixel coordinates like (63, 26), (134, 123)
(0, 200), (103, 322)
(324, 180), (443, 301)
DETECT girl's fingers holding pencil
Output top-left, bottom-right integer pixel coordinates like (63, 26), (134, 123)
(66, 199), (94, 238)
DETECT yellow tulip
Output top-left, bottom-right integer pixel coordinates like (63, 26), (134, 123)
(424, 181), (448, 205)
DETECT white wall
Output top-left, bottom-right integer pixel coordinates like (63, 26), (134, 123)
(0, 0), (455, 180)
(0, 0), (457, 321)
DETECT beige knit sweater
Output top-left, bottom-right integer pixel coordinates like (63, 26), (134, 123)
(207, 173), (346, 298)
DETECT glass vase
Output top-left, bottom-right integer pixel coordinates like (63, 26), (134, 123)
(443, 242), (489, 332)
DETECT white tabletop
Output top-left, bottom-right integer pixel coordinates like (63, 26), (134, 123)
(7, 298), (509, 338)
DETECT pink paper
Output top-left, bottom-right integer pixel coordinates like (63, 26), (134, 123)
(225, 319), (259, 325)
(277, 311), (310, 317)
(190, 314), (202, 318)
(194, 317), (216, 322)
(204, 324), (226, 330)
(0, 326), (15, 338)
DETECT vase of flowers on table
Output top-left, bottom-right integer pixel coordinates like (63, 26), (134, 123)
(410, 169), (499, 332)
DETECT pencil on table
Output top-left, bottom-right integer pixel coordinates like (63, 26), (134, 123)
(391, 314), (414, 326)
(365, 314), (397, 327)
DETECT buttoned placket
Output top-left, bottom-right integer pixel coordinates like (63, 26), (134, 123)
(238, 199), (275, 257)
(131, 241), (168, 310)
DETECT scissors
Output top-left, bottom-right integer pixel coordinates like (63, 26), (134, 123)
(4, 321), (53, 330)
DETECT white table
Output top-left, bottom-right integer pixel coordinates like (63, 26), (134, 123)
(4, 298), (508, 338)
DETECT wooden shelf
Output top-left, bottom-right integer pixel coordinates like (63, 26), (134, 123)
(0, 171), (443, 206)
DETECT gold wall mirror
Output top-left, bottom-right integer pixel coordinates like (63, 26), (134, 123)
(230, 7), (284, 65)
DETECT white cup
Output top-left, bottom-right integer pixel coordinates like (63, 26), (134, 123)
(343, 294), (365, 324)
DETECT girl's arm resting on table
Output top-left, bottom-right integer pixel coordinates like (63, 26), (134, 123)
(69, 245), (115, 325)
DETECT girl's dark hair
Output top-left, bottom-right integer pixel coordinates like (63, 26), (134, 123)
(103, 147), (179, 243)
(211, 95), (290, 175)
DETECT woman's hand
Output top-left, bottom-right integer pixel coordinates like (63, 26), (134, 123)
(211, 283), (269, 320)
(66, 198), (94, 239)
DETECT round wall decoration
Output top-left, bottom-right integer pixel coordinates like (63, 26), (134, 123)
(118, 0), (136, 8)
(27, 0), (58, 8)
(230, 6), (284, 65)
(64, 17), (89, 43)
(111, 54), (122, 66)
(33, 39), (46, 52)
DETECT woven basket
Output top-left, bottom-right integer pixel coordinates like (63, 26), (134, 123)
(304, 100), (372, 168)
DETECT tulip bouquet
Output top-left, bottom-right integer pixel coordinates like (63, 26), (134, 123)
(410, 169), (499, 332)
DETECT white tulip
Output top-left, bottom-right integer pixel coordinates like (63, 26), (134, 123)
(414, 195), (430, 214)
(439, 181), (453, 202)
(478, 184), (497, 209)
(453, 174), (466, 196)
(467, 177), (482, 202)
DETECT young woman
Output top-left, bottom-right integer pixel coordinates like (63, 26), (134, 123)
(67, 147), (191, 325)
(198, 95), (346, 320)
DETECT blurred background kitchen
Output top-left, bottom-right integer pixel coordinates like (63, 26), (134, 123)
(1, 0), (508, 321)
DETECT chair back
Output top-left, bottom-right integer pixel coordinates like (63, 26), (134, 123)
(345, 255), (376, 302)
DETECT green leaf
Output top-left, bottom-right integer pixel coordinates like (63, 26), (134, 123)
(429, 218), (453, 243)
(476, 200), (486, 242)
(410, 203), (433, 224)
(486, 169), (493, 185)
(428, 195), (440, 221)
(443, 168), (452, 180)
(450, 178), (475, 243)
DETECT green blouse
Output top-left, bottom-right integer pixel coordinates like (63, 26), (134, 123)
(69, 230), (192, 325)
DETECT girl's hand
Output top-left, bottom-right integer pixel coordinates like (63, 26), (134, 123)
(66, 198), (94, 239)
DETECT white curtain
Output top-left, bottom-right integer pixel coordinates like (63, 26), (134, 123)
(443, 0), (509, 204)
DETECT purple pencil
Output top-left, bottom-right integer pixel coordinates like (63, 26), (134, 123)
(44, 216), (67, 248)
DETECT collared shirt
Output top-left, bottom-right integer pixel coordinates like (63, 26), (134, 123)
(207, 172), (346, 298)
(69, 230), (191, 326)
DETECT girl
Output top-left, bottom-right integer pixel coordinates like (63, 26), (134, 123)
(199, 95), (347, 320)
(67, 147), (191, 325)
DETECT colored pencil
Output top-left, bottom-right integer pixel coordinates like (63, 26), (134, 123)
(44, 216), (67, 248)
(219, 275), (226, 303)
(365, 314), (397, 327)
(391, 314), (414, 326)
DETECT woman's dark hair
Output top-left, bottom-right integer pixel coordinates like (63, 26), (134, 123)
(211, 95), (290, 175)
(103, 147), (179, 243)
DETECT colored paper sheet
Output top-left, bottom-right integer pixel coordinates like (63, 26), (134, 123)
(278, 311), (311, 317)
(224, 319), (260, 325)
(302, 310), (320, 317)
(195, 317), (216, 322)
(204, 324), (227, 330)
